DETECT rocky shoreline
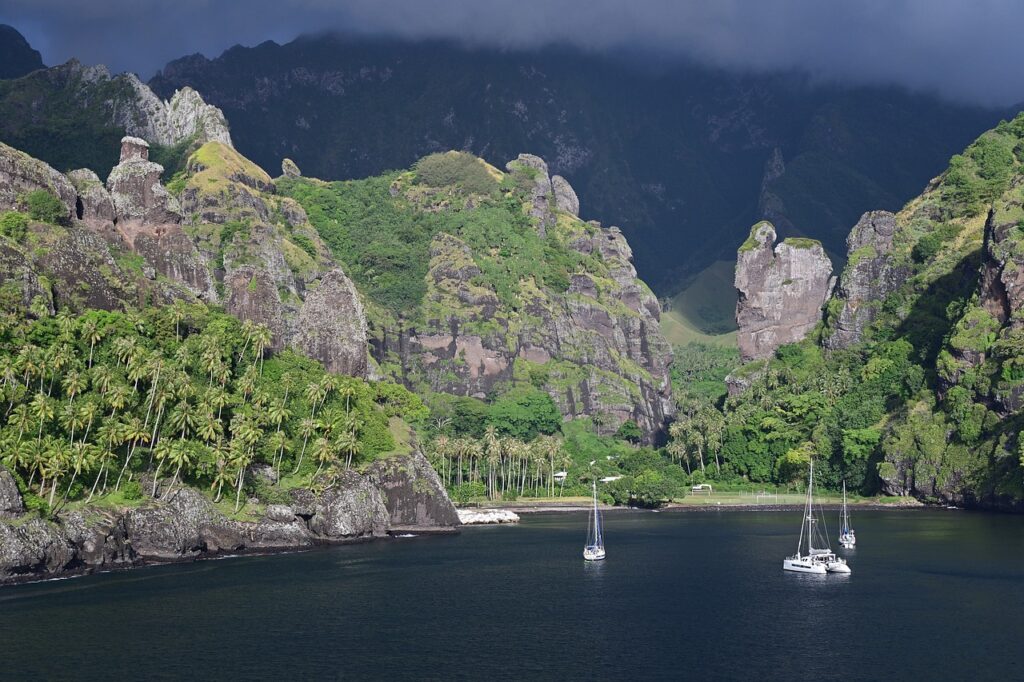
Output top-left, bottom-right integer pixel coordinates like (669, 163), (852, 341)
(0, 451), (460, 587)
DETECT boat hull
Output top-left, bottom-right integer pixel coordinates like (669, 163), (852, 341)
(583, 547), (606, 561)
(783, 558), (826, 574)
(827, 560), (851, 574)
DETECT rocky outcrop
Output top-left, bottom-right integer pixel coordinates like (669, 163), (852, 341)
(106, 137), (182, 225)
(67, 168), (116, 233)
(101, 70), (233, 149)
(506, 154), (555, 237)
(735, 221), (834, 361)
(0, 452), (459, 585)
(367, 449), (461, 529)
(0, 141), (77, 219)
(824, 211), (905, 349)
(282, 158), (301, 178)
(552, 175), (579, 216)
(372, 154), (673, 442)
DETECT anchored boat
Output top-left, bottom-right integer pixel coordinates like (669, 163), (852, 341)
(583, 481), (606, 561)
(783, 460), (850, 575)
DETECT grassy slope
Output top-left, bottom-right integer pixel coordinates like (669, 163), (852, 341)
(660, 260), (737, 347)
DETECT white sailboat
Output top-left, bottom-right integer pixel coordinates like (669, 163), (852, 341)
(583, 481), (606, 561)
(839, 480), (856, 548)
(783, 460), (850, 574)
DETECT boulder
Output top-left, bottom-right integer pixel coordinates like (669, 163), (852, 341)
(124, 486), (221, 561)
(0, 517), (76, 581)
(735, 221), (834, 361)
(307, 470), (390, 539)
(367, 450), (461, 529)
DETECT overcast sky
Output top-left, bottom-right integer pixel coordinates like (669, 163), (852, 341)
(1, 0), (1022, 106)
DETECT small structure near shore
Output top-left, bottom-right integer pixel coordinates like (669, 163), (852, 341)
(457, 509), (521, 525)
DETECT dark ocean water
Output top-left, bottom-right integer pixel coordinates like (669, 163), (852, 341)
(0, 509), (1022, 681)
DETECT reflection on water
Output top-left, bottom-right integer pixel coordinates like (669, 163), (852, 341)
(0, 510), (1021, 681)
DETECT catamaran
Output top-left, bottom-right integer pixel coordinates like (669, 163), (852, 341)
(783, 460), (850, 574)
(839, 480), (856, 548)
(583, 481), (606, 561)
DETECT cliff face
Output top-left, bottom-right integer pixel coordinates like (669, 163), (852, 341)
(147, 33), (1003, 296)
(0, 451), (458, 585)
(0, 136), (370, 379)
(0, 57), (231, 177)
(292, 153), (675, 441)
(734, 221), (834, 361)
(823, 210), (908, 349)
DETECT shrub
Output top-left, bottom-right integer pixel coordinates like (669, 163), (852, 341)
(0, 211), (29, 240)
(120, 481), (143, 501)
(415, 152), (498, 195)
(23, 189), (67, 225)
(450, 481), (486, 505)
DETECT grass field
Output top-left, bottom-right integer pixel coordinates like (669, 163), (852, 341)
(660, 259), (737, 347)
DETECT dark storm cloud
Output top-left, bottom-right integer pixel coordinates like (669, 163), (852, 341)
(1, 0), (1022, 105)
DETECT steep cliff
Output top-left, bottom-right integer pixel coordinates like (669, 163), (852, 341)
(717, 112), (1024, 510)
(823, 210), (908, 349)
(0, 136), (370, 378)
(279, 151), (674, 441)
(0, 57), (231, 177)
(147, 33), (1005, 295)
(734, 221), (834, 361)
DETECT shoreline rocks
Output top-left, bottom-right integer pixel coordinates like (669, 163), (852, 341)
(0, 450), (459, 586)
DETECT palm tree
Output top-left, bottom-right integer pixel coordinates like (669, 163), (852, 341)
(31, 391), (54, 443)
(62, 369), (86, 406)
(81, 318), (103, 368)
(166, 441), (194, 493)
(151, 440), (174, 497)
(250, 324), (272, 374)
(266, 399), (291, 477)
(116, 416), (150, 491)
(335, 430), (361, 470)
(61, 441), (97, 506)
(312, 436), (335, 478)
(338, 383), (356, 414)
(169, 300), (187, 341)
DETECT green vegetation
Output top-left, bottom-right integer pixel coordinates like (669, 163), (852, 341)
(23, 189), (66, 226)
(414, 151), (499, 195)
(782, 237), (821, 250)
(661, 113), (1024, 505)
(0, 301), (426, 517)
(0, 211), (29, 240)
(278, 160), (591, 315)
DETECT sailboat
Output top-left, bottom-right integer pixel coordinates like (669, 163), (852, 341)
(839, 481), (856, 548)
(583, 481), (606, 561)
(783, 460), (850, 574)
